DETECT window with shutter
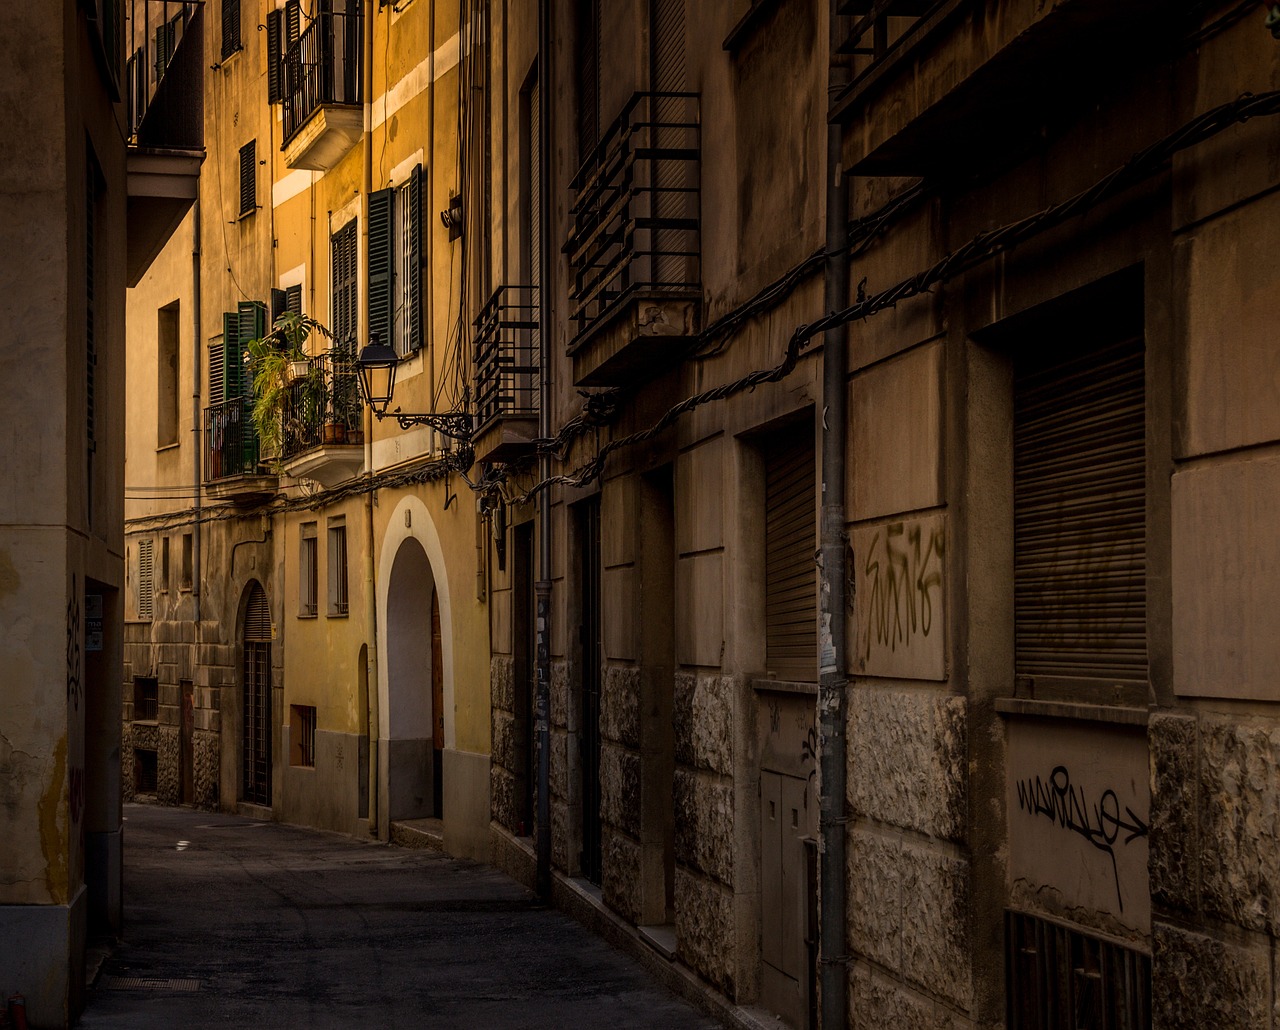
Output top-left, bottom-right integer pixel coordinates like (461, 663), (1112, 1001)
(266, 8), (283, 103)
(763, 426), (817, 681)
(238, 300), (266, 351)
(367, 188), (394, 350)
(327, 521), (349, 616)
(299, 523), (318, 617)
(221, 311), (242, 400)
(391, 168), (423, 356)
(221, 0), (241, 60)
(1013, 327), (1147, 692)
(138, 539), (155, 621)
(575, 0), (600, 165)
(331, 221), (358, 348)
(239, 140), (257, 217)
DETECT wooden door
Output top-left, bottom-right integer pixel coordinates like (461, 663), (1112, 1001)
(431, 587), (444, 816)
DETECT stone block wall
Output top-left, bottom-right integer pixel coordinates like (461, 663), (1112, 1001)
(673, 671), (737, 995)
(846, 685), (971, 1021)
(1149, 711), (1280, 1024)
(489, 654), (519, 833)
(600, 662), (642, 921)
(549, 657), (577, 872)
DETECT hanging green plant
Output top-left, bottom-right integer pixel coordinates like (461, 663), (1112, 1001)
(245, 311), (334, 470)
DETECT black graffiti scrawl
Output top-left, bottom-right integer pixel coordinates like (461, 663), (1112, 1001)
(67, 573), (82, 712)
(1015, 764), (1149, 912)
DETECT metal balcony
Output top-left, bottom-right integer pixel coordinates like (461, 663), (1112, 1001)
(281, 3), (363, 171)
(204, 398), (276, 503)
(565, 92), (700, 385)
(474, 287), (540, 430)
(278, 348), (366, 486)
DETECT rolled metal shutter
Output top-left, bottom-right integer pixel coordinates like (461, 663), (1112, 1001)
(1013, 334), (1146, 685)
(765, 431), (816, 681)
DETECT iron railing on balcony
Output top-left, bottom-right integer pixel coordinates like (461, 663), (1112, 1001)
(125, 1), (201, 143)
(282, 3), (363, 145)
(205, 397), (261, 481)
(566, 91), (700, 346)
(473, 286), (540, 435)
(835, 0), (951, 96)
(280, 349), (364, 458)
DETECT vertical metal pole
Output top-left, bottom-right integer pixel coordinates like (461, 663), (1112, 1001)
(534, 0), (553, 900)
(819, 1), (851, 1026)
(191, 195), (202, 626)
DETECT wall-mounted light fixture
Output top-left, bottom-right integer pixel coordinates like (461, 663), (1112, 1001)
(355, 335), (474, 440)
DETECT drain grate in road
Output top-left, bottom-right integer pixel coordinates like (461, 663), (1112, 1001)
(101, 976), (202, 992)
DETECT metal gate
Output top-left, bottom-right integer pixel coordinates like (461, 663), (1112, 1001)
(580, 498), (603, 884)
(242, 583), (272, 807)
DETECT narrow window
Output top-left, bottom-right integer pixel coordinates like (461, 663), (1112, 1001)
(266, 7), (283, 103)
(763, 424), (817, 682)
(138, 538), (155, 620)
(327, 520), (348, 616)
(158, 301), (180, 447)
(180, 532), (193, 590)
(239, 140), (257, 217)
(160, 536), (170, 591)
(392, 168), (423, 356)
(300, 522), (318, 616)
(221, 0), (241, 60)
(133, 676), (159, 722)
(1013, 317), (1146, 695)
(290, 705), (317, 767)
(135, 749), (159, 793)
(367, 188), (394, 350)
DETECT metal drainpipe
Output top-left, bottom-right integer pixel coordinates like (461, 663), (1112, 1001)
(363, 0), (381, 838)
(534, 0), (553, 900)
(819, 1), (851, 1027)
(192, 196), (202, 626)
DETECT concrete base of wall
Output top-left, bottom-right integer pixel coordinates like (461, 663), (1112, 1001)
(0, 884), (88, 1029)
(278, 729), (365, 835)
(86, 827), (123, 936)
(443, 747), (490, 861)
(489, 824), (786, 1030)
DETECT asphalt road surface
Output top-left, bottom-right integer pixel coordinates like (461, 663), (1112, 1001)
(80, 804), (718, 1029)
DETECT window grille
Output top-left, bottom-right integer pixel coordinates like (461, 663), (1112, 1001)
(291, 705), (317, 767)
(300, 524), (318, 617)
(133, 676), (159, 722)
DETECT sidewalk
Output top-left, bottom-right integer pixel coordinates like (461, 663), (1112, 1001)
(79, 804), (718, 1030)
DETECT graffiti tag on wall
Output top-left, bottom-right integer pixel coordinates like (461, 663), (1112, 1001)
(853, 515), (945, 680)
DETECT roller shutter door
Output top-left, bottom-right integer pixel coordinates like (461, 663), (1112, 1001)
(764, 430), (816, 682)
(1013, 333), (1146, 686)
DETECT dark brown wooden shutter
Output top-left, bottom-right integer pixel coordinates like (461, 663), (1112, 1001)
(406, 164), (423, 353)
(221, 0), (241, 60)
(367, 188), (394, 348)
(1014, 333), (1146, 685)
(245, 583), (272, 641)
(239, 139), (256, 216)
(575, 0), (600, 165)
(764, 428), (816, 681)
(266, 8), (283, 103)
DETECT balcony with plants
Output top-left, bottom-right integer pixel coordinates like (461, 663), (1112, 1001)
(471, 285), (540, 464)
(246, 314), (365, 488)
(279, 1), (364, 172)
(565, 91), (700, 387)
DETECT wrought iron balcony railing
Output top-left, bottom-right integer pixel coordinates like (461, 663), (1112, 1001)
(205, 397), (260, 481)
(282, 3), (363, 145)
(125, 1), (203, 146)
(473, 286), (540, 435)
(566, 92), (700, 346)
(280, 348), (364, 459)
(835, 0), (950, 97)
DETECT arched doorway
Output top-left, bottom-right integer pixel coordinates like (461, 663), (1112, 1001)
(385, 538), (443, 820)
(242, 582), (272, 806)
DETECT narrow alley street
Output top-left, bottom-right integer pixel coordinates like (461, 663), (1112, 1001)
(79, 805), (719, 1029)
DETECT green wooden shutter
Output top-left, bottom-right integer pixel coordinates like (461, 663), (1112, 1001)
(222, 312), (241, 400)
(266, 8), (283, 103)
(286, 284), (303, 315)
(271, 288), (288, 325)
(407, 165), (423, 353)
(368, 188), (394, 349)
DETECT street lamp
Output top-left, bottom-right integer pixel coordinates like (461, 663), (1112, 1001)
(355, 335), (474, 441)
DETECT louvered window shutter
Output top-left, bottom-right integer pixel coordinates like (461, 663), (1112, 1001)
(575, 0), (600, 164)
(1014, 334), (1147, 686)
(367, 188), (395, 349)
(138, 539), (154, 621)
(406, 165), (423, 353)
(266, 8), (283, 103)
(222, 311), (241, 400)
(221, 0), (240, 60)
(763, 430), (817, 681)
(239, 300), (266, 348)
(208, 340), (225, 404)
(239, 140), (257, 216)
(271, 288), (288, 325)
(245, 583), (272, 641)
(286, 284), (303, 316)
(285, 0), (301, 45)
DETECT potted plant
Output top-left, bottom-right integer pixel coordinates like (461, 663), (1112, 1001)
(245, 311), (333, 469)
